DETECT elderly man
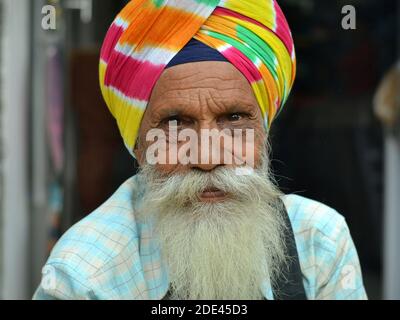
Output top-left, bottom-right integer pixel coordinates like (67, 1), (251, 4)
(34, 0), (367, 300)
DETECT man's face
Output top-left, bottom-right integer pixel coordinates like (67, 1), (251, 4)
(135, 61), (266, 202)
(134, 61), (287, 300)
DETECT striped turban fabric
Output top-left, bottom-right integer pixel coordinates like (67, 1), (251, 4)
(99, 0), (296, 156)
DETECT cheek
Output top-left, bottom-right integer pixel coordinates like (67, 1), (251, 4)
(150, 143), (190, 176)
(253, 126), (267, 165)
(232, 135), (261, 168)
(231, 122), (265, 168)
(137, 135), (187, 174)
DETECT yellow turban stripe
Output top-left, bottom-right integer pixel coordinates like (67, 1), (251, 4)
(99, 0), (296, 156)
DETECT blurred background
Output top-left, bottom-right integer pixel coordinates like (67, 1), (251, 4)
(0, 0), (399, 299)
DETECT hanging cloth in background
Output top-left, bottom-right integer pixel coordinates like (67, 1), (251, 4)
(45, 45), (65, 254)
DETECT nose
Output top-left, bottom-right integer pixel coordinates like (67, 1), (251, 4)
(191, 141), (224, 172)
(189, 129), (228, 172)
(190, 162), (222, 172)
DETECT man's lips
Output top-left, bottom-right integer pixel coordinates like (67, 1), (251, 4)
(199, 188), (227, 201)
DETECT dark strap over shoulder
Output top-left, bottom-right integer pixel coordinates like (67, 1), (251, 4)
(162, 199), (307, 300)
(272, 199), (307, 300)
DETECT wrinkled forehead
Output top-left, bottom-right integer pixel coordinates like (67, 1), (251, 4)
(147, 61), (260, 117)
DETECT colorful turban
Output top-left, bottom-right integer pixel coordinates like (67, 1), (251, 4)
(99, 0), (296, 156)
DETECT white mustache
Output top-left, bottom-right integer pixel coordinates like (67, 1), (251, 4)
(139, 162), (276, 209)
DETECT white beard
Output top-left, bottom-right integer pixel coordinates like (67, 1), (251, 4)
(136, 151), (289, 300)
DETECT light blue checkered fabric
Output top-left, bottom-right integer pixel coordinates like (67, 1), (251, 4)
(33, 175), (368, 300)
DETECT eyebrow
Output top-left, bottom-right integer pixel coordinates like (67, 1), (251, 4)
(155, 107), (190, 120)
(154, 101), (257, 120)
(221, 104), (256, 114)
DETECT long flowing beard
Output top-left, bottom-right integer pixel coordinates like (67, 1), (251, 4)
(136, 149), (289, 300)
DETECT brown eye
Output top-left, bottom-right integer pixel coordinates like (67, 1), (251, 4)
(217, 112), (251, 126)
(227, 113), (247, 122)
(160, 115), (195, 129)
(162, 115), (183, 127)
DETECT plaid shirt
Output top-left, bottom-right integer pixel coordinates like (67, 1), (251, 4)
(33, 175), (368, 300)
